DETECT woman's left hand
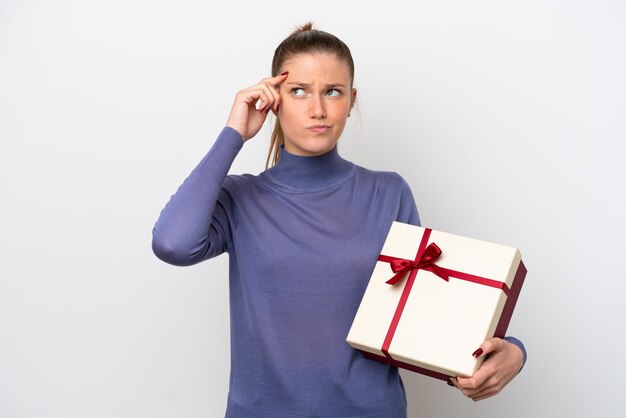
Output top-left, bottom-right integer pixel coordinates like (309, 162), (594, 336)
(449, 337), (524, 401)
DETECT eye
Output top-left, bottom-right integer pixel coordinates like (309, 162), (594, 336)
(325, 88), (341, 97)
(291, 87), (305, 96)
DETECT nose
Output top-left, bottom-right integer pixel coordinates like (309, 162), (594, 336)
(309, 94), (327, 119)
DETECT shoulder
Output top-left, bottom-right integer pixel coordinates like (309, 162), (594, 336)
(222, 173), (262, 193)
(353, 164), (412, 191)
(352, 164), (420, 224)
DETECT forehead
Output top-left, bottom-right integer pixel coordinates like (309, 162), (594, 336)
(281, 53), (351, 83)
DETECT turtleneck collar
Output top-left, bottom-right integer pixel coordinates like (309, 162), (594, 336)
(262, 145), (355, 192)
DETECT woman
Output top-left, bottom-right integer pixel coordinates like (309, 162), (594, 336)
(152, 23), (526, 418)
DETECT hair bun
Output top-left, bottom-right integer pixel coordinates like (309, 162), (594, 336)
(293, 21), (314, 34)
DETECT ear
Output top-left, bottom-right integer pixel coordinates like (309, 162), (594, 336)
(350, 87), (358, 109)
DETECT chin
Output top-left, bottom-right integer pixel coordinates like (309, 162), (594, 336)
(284, 135), (338, 157)
(300, 140), (337, 156)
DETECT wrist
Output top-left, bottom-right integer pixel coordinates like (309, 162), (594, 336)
(503, 336), (527, 373)
(225, 124), (246, 142)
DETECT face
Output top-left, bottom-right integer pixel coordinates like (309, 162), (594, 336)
(277, 53), (357, 157)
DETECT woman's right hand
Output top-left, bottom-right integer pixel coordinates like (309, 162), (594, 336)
(226, 72), (288, 142)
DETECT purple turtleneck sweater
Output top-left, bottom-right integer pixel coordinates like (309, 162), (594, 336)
(152, 126), (526, 417)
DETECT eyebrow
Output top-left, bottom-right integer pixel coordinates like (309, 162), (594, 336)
(284, 82), (348, 88)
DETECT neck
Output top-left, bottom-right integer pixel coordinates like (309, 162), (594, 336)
(263, 145), (354, 191)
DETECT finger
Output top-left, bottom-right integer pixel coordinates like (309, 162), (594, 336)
(470, 389), (497, 401)
(253, 90), (271, 112)
(469, 384), (500, 401)
(447, 377), (461, 390)
(257, 89), (275, 113)
(252, 79), (280, 111)
(464, 374), (499, 398)
(257, 72), (289, 90)
(261, 80), (280, 111)
(236, 87), (267, 110)
(456, 368), (490, 395)
(270, 71), (289, 86)
(271, 94), (280, 113)
(473, 337), (502, 358)
(257, 73), (287, 112)
(461, 338), (503, 395)
(260, 106), (271, 119)
(454, 376), (473, 396)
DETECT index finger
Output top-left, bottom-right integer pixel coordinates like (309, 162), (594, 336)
(270, 71), (289, 87)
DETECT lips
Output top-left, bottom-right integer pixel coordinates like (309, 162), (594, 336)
(307, 125), (330, 133)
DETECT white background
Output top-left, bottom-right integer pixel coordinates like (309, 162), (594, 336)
(1, 0), (625, 417)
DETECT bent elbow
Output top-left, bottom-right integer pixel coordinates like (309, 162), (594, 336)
(151, 233), (199, 267)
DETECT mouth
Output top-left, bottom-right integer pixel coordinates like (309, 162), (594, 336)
(307, 125), (331, 133)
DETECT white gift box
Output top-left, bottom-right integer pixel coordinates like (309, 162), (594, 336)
(346, 222), (526, 380)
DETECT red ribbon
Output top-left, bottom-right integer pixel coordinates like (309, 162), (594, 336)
(377, 228), (511, 358)
(381, 242), (450, 285)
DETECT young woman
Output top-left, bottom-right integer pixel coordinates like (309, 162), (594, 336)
(152, 23), (526, 418)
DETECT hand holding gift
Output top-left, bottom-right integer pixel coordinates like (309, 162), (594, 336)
(450, 337), (525, 401)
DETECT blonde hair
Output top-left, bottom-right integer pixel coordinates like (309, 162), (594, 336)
(265, 22), (356, 168)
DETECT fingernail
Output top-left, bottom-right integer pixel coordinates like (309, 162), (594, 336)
(280, 71), (289, 76)
(472, 348), (484, 357)
(447, 379), (454, 386)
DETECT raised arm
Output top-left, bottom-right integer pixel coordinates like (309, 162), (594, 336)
(151, 127), (243, 266)
(152, 72), (288, 266)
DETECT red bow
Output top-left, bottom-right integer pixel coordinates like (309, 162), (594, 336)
(385, 242), (450, 285)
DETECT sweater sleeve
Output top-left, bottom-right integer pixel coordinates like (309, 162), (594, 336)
(504, 336), (527, 371)
(151, 126), (244, 266)
(396, 176), (421, 227)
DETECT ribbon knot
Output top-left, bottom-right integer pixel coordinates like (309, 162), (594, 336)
(385, 242), (449, 285)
